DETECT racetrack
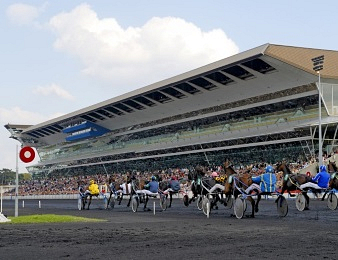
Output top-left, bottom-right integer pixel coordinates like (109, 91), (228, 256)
(1, 197), (337, 260)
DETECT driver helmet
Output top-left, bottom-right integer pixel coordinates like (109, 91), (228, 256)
(89, 179), (95, 184)
(319, 165), (327, 172)
(151, 176), (156, 181)
(265, 165), (274, 173)
(211, 172), (219, 178)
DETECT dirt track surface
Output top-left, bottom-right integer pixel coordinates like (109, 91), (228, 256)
(1, 198), (337, 260)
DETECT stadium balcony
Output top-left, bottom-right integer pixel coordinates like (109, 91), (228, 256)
(36, 102), (320, 165)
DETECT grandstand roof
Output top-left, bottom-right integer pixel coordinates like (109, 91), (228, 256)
(5, 43), (338, 147)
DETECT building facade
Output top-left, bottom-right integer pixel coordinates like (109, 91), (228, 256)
(5, 44), (338, 175)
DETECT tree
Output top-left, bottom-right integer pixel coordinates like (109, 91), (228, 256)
(0, 168), (16, 185)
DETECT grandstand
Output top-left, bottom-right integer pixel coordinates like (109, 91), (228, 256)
(5, 43), (338, 175)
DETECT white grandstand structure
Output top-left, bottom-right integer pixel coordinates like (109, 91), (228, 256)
(5, 43), (338, 176)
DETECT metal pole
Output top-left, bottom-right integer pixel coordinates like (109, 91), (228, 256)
(15, 145), (19, 217)
(318, 73), (323, 166)
(1, 186), (3, 213)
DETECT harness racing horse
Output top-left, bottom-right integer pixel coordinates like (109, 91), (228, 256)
(277, 162), (313, 210)
(223, 163), (257, 218)
(187, 166), (222, 210)
(328, 160), (338, 189)
(322, 160), (338, 200)
(129, 175), (161, 211)
(276, 162), (312, 197)
(187, 166), (205, 205)
(126, 175), (145, 208)
(158, 178), (178, 208)
(106, 177), (121, 208)
(78, 180), (102, 210)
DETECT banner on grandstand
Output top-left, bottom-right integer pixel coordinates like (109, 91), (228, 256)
(19, 146), (35, 163)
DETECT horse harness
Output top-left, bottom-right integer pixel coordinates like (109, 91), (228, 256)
(284, 173), (301, 189)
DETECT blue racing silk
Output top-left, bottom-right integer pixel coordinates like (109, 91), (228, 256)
(312, 170), (330, 188)
(169, 180), (180, 191)
(252, 173), (277, 192)
(145, 181), (159, 193)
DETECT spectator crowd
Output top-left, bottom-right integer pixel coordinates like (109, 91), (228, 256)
(4, 157), (322, 197)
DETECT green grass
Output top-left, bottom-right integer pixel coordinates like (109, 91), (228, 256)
(2, 214), (105, 224)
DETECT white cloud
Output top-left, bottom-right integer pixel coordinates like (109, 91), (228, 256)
(33, 83), (74, 100)
(0, 106), (48, 125)
(6, 2), (47, 26)
(48, 4), (239, 91)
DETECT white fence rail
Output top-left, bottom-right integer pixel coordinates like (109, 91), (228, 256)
(2, 194), (78, 200)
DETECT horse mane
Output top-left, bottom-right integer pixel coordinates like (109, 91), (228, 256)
(195, 165), (207, 177)
(224, 164), (237, 176)
(328, 160), (338, 173)
(276, 162), (292, 175)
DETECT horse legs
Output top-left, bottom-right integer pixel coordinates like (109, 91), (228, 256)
(87, 196), (92, 210)
(219, 193), (228, 207)
(118, 194), (124, 205)
(247, 197), (255, 218)
(188, 192), (197, 204)
(281, 185), (295, 197)
(303, 192), (310, 210)
(126, 195), (132, 207)
(211, 194), (219, 210)
(82, 195), (87, 210)
(144, 195), (150, 211)
(169, 192), (173, 208)
(255, 194), (262, 213)
(106, 192), (112, 209)
(288, 191), (295, 197)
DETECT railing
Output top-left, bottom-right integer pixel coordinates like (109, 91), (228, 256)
(2, 194), (78, 200)
(2, 191), (193, 200)
(38, 106), (321, 163)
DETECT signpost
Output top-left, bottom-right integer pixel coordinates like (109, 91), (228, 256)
(312, 55), (324, 165)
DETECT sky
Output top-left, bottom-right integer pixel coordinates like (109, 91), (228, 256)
(1, 0), (338, 173)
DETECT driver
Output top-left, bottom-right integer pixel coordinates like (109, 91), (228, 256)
(83, 179), (100, 197)
(81, 179), (100, 210)
(163, 176), (181, 194)
(208, 172), (225, 193)
(299, 165), (330, 191)
(249, 165), (277, 194)
(143, 176), (159, 194)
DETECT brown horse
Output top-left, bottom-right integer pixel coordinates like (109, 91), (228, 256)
(328, 160), (338, 189)
(322, 160), (338, 200)
(276, 162), (312, 197)
(276, 162), (313, 210)
(223, 162), (257, 218)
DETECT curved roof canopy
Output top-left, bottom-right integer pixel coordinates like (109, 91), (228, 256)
(5, 43), (338, 147)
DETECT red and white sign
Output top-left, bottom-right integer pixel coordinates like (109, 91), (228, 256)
(19, 146), (35, 163)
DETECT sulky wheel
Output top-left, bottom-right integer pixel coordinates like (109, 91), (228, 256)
(202, 196), (211, 216)
(224, 194), (234, 209)
(276, 195), (288, 217)
(78, 196), (84, 210)
(103, 196), (108, 209)
(295, 193), (307, 211)
(159, 194), (168, 211)
(234, 197), (245, 219)
(327, 193), (338, 210)
(131, 195), (139, 212)
(197, 195), (203, 210)
(110, 195), (116, 209)
(183, 194), (189, 207)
